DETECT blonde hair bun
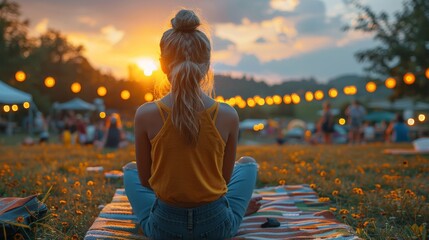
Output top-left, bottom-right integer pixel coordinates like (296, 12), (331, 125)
(171, 9), (200, 32)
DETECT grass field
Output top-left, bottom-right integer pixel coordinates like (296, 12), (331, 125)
(0, 142), (428, 239)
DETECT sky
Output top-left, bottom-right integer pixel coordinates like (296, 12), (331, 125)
(17, 0), (404, 84)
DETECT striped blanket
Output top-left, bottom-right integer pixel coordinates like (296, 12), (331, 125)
(85, 185), (359, 239)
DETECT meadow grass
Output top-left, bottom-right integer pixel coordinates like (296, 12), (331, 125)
(0, 143), (427, 239)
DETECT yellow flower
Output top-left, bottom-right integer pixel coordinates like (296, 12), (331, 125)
(352, 213), (361, 219)
(16, 216), (24, 223)
(375, 184), (381, 189)
(310, 183), (316, 189)
(59, 200), (67, 205)
(352, 188), (364, 195)
(332, 190), (339, 196)
(74, 181), (81, 188)
(61, 188), (68, 194)
(86, 190), (92, 198)
(75, 210), (83, 215)
(339, 209), (349, 215)
(318, 197), (330, 202)
(329, 207), (337, 212)
(334, 178), (341, 185)
(278, 179), (286, 185)
(320, 170), (327, 177)
(87, 180), (94, 186)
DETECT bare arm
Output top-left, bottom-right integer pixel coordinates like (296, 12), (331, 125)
(134, 105), (153, 189)
(221, 105), (239, 184)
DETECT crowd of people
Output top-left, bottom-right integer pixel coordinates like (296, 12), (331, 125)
(317, 100), (410, 144)
(29, 110), (129, 149)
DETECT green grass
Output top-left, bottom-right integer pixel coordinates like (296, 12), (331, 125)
(0, 142), (428, 239)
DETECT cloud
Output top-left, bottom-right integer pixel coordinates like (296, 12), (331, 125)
(255, 37), (268, 43)
(270, 0), (300, 12)
(35, 18), (49, 34)
(78, 16), (98, 27)
(212, 35), (235, 51)
(100, 25), (124, 45)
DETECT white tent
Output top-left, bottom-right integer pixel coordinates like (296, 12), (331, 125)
(54, 98), (96, 111)
(0, 81), (32, 104)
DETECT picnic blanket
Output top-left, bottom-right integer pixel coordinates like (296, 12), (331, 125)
(85, 185), (359, 240)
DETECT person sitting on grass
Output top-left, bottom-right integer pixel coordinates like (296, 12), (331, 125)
(123, 9), (261, 239)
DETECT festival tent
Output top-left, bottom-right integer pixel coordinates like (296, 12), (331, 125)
(54, 98), (96, 111)
(0, 81), (32, 104)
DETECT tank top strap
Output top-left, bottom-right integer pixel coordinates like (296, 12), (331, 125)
(155, 101), (170, 123)
(207, 102), (220, 122)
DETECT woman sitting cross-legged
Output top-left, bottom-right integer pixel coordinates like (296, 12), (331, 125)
(123, 9), (261, 240)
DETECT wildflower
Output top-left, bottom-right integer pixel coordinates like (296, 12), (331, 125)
(74, 181), (81, 188)
(16, 216), (24, 223)
(59, 200), (67, 205)
(320, 170), (326, 177)
(375, 184), (381, 189)
(352, 213), (361, 219)
(363, 221), (370, 228)
(403, 160), (408, 167)
(86, 190), (92, 198)
(318, 197), (330, 202)
(21, 189), (26, 194)
(43, 175), (51, 181)
(52, 213), (58, 218)
(13, 233), (24, 240)
(352, 188), (364, 195)
(310, 183), (316, 189)
(74, 194), (81, 201)
(87, 180), (94, 186)
(72, 234), (79, 240)
(61, 222), (69, 227)
(329, 207), (337, 212)
(332, 190), (339, 196)
(36, 180), (42, 186)
(75, 210), (83, 215)
(279, 169), (287, 174)
(61, 188), (68, 194)
(339, 209), (349, 215)
(334, 178), (341, 185)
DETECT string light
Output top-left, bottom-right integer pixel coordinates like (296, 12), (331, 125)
(71, 82), (81, 93)
(305, 91), (314, 102)
(121, 90), (131, 100)
(418, 114), (425, 122)
(314, 90), (324, 100)
(44, 76), (55, 88)
(265, 96), (274, 105)
(144, 93), (154, 102)
(273, 95), (282, 104)
(247, 98), (256, 107)
(99, 112), (106, 119)
(328, 88), (338, 98)
(385, 77), (396, 89)
(366, 81), (377, 93)
(426, 68), (429, 79)
(23, 102), (30, 109)
(11, 104), (18, 112)
(283, 95), (292, 104)
(97, 86), (107, 97)
(3, 105), (10, 112)
(15, 71), (26, 82)
(291, 93), (300, 104)
(403, 73), (415, 85)
(407, 118), (415, 126)
(339, 118), (346, 125)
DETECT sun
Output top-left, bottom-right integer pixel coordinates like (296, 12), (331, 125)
(136, 58), (158, 76)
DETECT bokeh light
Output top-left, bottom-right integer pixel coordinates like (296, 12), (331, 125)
(247, 98), (256, 107)
(418, 114), (425, 122)
(385, 77), (396, 89)
(121, 90), (131, 100)
(15, 71), (26, 82)
(136, 58), (158, 76)
(11, 104), (18, 112)
(273, 95), (282, 104)
(44, 76), (55, 88)
(328, 88), (338, 98)
(144, 93), (154, 102)
(339, 118), (346, 125)
(71, 82), (81, 93)
(283, 94), (292, 104)
(403, 72), (415, 85)
(407, 118), (415, 126)
(314, 90), (324, 100)
(97, 86), (107, 96)
(366, 81), (377, 93)
(291, 93), (300, 104)
(305, 91), (314, 102)
(257, 98), (265, 106)
(426, 68), (429, 79)
(265, 96), (274, 105)
(215, 96), (225, 102)
(99, 112), (106, 119)
(23, 102), (30, 109)
(3, 105), (10, 112)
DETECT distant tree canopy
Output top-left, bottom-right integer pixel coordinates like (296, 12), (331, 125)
(347, 0), (429, 100)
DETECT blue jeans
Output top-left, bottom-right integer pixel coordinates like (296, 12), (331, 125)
(123, 161), (258, 239)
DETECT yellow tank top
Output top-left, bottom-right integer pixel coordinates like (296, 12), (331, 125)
(149, 101), (227, 205)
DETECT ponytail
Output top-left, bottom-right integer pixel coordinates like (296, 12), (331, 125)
(159, 9), (213, 146)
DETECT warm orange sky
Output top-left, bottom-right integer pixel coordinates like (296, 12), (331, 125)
(18, 0), (403, 84)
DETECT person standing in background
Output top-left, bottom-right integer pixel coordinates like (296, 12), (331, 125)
(318, 101), (335, 144)
(346, 100), (366, 144)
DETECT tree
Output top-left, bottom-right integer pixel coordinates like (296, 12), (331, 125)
(0, 0), (32, 80)
(346, 0), (429, 100)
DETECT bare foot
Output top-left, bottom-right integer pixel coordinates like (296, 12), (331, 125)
(245, 196), (262, 216)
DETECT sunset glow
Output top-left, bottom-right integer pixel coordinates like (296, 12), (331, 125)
(136, 58), (158, 77)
